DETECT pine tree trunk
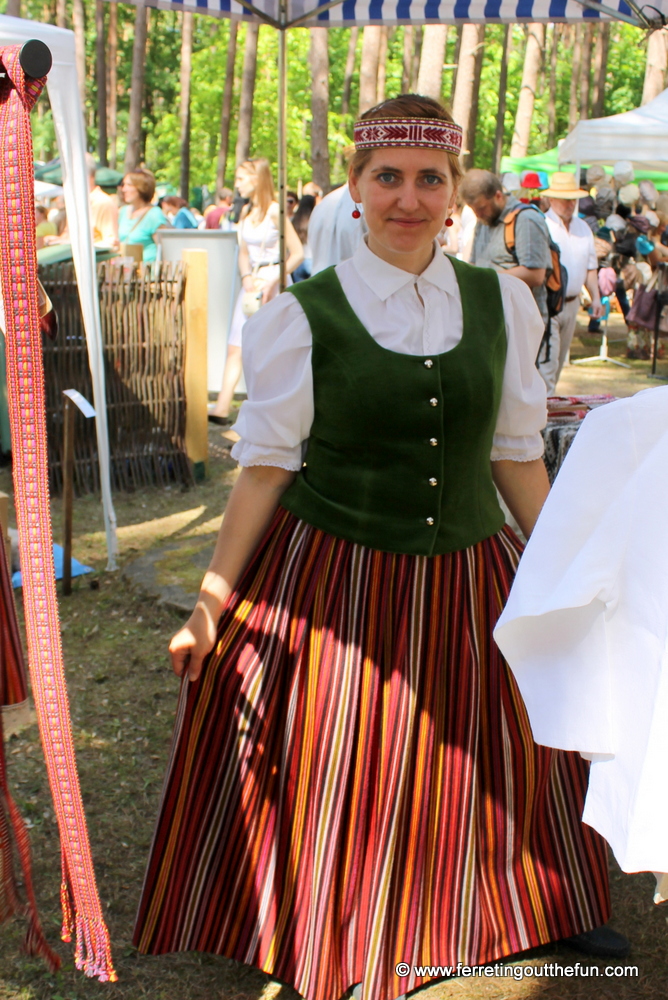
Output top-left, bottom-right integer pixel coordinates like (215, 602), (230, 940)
(451, 24), (485, 170)
(510, 23), (545, 158)
(72, 0), (87, 109)
(358, 26), (382, 115)
(124, 4), (149, 173)
(179, 12), (194, 201)
(216, 21), (238, 197)
(449, 26), (462, 104)
(235, 23), (260, 166)
(642, 28), (668, 105)
(592, 23), (610, 118)
(467, 28), (485, 167)
(56, 0), (66, 28)
(376, 26), (389, 104)
(95, 0), (108, 166)
(402, 26), (413, 93)
(341, 26), (359, 116)
(580, 22), (593, 119)
(547, 24), (558, 147)
(417, 25), (448, 100)
(493, 25), (511, 175)
(411, 26), (423, 90)
(568, 26), (582, 131)
(310, 27), (331, 193)
(5, 0), (21, 17)
(108, 1), (118, 169)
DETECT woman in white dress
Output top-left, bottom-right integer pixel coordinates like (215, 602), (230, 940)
(209, 158), (303, 424)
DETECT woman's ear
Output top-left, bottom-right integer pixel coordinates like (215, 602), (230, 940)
(348, 170), (361, 205)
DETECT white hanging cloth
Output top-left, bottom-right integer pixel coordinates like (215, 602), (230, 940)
(0, 15), (117, 569)
(495, 386), (668, 896)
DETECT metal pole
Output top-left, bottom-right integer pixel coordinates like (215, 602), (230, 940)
(278, 0), (288, 291)
(62, 395), (75, 596)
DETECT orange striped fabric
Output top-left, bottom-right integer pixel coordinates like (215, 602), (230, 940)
(135, 510), (609, 1000)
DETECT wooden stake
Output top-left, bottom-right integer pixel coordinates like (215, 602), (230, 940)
(62, 395), (75, 596)
(182, 250), (209, 481)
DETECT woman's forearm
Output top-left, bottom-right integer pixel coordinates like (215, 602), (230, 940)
(492, 458), (550, 539)
(199, 465), (297, 616)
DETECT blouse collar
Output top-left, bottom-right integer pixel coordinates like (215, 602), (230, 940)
(351, 238), (459, 302)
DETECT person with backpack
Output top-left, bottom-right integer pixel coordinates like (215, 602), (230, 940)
(461, 169), (554, 336)
(543, 173), (603, 393)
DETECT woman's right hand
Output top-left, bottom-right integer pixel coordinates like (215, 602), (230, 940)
(242, 275), (255, 293)
(169, 602), (220, 683)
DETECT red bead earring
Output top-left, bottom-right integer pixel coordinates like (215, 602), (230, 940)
(445, 217), (454, 227)
(352, 205), (361, 219)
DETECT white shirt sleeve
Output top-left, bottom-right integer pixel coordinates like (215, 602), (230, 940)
(492, 274), (547, 462)
(230, 292), (313, 471)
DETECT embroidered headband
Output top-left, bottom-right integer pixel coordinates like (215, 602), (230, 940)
(353, 117), (463, 155)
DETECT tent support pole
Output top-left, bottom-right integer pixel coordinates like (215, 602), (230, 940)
(278, 1), (287, 291)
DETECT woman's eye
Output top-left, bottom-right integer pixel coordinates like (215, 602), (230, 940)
(377, 172), (397, 184)
(423, 175), (443, 186)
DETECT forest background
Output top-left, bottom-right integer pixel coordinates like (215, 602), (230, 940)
(0, 0), (665, 200)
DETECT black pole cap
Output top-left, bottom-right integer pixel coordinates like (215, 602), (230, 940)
(19, 39), (52, 79)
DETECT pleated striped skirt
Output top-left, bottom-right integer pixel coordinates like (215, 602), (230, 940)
(134, 509), (610, 1000)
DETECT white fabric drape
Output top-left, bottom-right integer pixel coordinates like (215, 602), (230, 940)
(0, 15), (117, 569)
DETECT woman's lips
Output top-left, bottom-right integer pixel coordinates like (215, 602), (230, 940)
(389, 218), (426, 227)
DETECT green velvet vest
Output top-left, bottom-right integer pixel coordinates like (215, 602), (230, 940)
(280, 257), (507, 555)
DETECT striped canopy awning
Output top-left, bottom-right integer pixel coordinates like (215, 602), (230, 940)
(112, 0), (668, 29)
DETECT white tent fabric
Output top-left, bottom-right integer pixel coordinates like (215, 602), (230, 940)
(0, 15), (118, 570)
(559, 87), (668, 172)
(114, 0), (667, 28)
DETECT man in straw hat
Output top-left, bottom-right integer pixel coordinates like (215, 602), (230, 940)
(543, 172), (603, 393)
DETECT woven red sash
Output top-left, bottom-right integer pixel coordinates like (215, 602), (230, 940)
(0, 46), (116, 981)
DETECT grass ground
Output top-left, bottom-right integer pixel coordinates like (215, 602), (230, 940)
(2, 327), (668, 1000)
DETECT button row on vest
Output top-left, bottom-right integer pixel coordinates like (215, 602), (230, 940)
(424, 359), (433, 368)
(429, 397), (438, 407)
(430, 437), (438, 446)
(426, 517), (434, 526)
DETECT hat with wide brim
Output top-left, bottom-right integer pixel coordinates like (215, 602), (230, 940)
(543, 171), (589, 199)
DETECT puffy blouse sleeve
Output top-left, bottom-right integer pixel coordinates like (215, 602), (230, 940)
(230, 292), (314, 471)
(492, 273), (548, 462)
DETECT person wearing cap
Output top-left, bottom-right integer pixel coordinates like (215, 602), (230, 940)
(134, 93), (620, 1000)
(460, 168), (553, 329)
(543, 172), (602, 394)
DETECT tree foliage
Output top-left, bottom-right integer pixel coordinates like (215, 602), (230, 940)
(0, 0), (652, 188)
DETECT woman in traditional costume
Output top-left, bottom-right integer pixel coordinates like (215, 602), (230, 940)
(134, 96), (612, 1000)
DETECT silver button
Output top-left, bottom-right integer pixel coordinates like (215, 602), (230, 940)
(430, 437), (438, 446)
(424, 359), (433, 368)
(429, 397), (438, 407)
(429, 478), (438, 486)
(426, 517), (435, 526)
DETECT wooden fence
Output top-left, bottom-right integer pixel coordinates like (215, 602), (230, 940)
(40, 261), (193, 495)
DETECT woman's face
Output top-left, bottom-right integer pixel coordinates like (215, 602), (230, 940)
(235, 168), (256, 200)
(349, 147), (457, 259)
(121, 177), (140, 204)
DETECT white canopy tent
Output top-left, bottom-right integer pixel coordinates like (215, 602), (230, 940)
(559, 87), (668, 171)
(0, 14), (118, 570)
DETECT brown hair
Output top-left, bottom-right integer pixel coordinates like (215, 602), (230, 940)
(237, 158), (275, 221)
(124, 168), (156, 204)
(349, 94), (463, 184)
(162, 196), (189, 210)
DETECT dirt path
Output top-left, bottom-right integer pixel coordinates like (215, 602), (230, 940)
(2, 349), (668, 998)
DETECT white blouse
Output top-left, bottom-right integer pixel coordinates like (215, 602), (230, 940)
(231, 240), (547, 471)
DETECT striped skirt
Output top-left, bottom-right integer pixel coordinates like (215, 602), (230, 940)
(134, 510), (610, 1000)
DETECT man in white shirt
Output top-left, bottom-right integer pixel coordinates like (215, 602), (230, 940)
(542, 172), (603, 394)
(309, 183), (366, 274)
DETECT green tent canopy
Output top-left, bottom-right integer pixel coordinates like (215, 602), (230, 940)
(501, 147), (668, 191)
(35, 158), (123, 191)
